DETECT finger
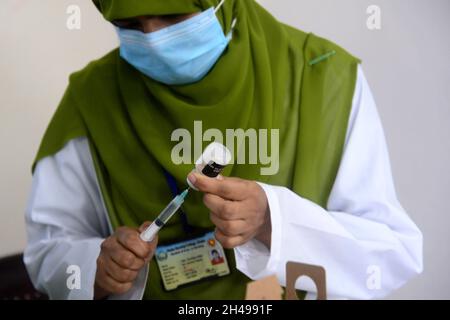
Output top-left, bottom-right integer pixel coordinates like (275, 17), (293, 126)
(138, 222), (159, 253)
(106, 239), (146, 270)
(144, 236), (158, 263)
(210, 212), (249, 237)
(187, 173), (249, 201)
(214, 229), (247, 249)
(139, 221), (152, 233)
(116, 227), (154, 259)
(98, 271), (133, 295)
(203, 193), (245, 220)
(103, 256), (139, 283)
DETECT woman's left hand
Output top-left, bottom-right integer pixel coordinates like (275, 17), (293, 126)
(187, 172), (272, 249)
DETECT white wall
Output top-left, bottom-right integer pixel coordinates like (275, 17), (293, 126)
(0, 0), (118, 254)
(0, 0), (449, 299)
(257, 0), (450, 300)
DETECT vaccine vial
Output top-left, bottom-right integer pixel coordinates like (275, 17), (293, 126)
(187, 142), (232, 190)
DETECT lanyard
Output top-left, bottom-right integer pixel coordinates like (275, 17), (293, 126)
(162, 170), (193, 235)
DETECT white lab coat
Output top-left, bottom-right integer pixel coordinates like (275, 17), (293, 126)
(24, 66), (423, 300)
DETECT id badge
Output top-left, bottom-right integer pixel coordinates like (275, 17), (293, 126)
(155, 232), (230, 291)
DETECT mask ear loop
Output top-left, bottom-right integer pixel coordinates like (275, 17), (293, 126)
(226, 18), (238, 41)
(230, 17), (237, 29)
(214, 0), (227, 13)
(214, 0), (238, 40)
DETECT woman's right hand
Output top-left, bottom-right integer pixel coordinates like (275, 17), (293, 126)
(94, 222), (157, 299)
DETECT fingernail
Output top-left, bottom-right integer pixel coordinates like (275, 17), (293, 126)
(188, 172), (197, 185)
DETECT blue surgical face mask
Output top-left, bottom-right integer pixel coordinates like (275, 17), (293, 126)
(116, 1), (236, 85)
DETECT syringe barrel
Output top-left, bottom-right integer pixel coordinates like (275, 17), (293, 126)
(140, 221), (161, 242)
(158, 200), (182, 224)
(140, 190), (188, 242)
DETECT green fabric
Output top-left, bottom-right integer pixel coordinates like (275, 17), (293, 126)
(33, 0), (360, 299)
(93, 0), (201, 20)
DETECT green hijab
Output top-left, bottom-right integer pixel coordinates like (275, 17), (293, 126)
(34, 0), (360, 299)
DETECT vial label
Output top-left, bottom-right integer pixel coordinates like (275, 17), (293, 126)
(201, 161), (225, 178)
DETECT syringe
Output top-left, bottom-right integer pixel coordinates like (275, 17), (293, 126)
(140, 188), (189, 242)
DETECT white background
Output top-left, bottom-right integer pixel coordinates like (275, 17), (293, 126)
(0, 0), (449, 299)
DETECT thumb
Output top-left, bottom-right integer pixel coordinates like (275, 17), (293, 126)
(139, 221), (158, 262)
(139, 221), (152, 233)
(188, 172), (221, 193)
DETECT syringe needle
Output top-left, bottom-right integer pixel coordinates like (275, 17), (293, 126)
(140, 189), (189, 242)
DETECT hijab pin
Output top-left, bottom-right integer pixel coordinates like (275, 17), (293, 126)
(309, 50), (336, 66)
